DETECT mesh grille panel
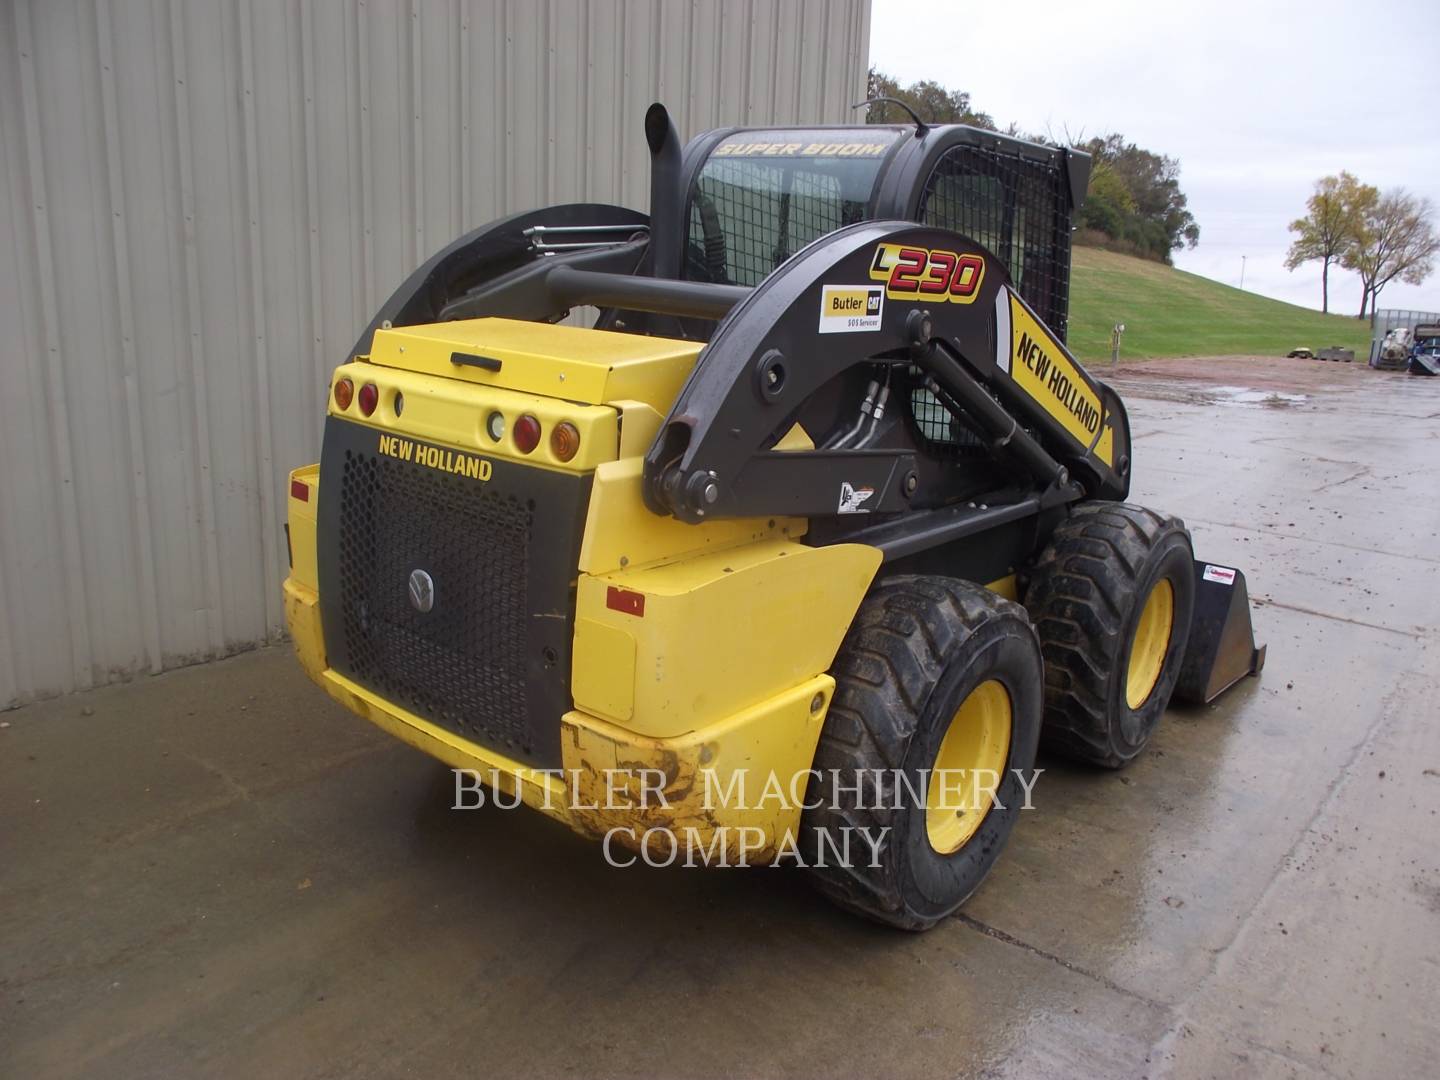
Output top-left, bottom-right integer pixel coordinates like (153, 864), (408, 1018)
(688, 161), (867, 286)
(919, 145), (1072, 339)
(906, 371), (987, 458)
(336, 448), (535, 756)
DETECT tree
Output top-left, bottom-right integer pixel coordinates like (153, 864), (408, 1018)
(1284, 173), (1375, 313)
(1343, 189), (1439, 319)
(1079, 134), (1199, 262)
(1077, 160), (1136, 239)
(858, 75), (1200, 264)
(865, 69), (994, 130)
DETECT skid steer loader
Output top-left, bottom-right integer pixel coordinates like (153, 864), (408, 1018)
(283, 104), (1264, 929)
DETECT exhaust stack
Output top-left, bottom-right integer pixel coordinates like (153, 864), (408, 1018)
(644, 103), (683, 279)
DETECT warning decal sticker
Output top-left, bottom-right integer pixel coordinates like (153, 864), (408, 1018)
(837, 481), (875, 513)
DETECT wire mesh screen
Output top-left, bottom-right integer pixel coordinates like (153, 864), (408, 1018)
(684, 130), (898, 287)
(688, 163), (861, 286)
(906, 370), (987, 458)
(919, 146), (1072, 340)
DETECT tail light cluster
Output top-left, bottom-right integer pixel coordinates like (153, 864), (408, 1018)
(332, 373), (582, 463)
(330, 377), (384, 419)
(487, 410), (580, 462)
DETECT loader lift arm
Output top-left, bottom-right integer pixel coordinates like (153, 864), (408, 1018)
(351, 213), (1132, 562)
(638, 221), (1132, 533)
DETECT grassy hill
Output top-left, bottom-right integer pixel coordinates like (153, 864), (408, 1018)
(1065, 247), (1372, 363)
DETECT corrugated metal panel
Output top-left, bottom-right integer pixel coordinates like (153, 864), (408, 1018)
(0, 0), (872, 706)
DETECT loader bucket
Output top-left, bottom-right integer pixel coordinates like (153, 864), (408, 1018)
(1172, 561), (1267, 704)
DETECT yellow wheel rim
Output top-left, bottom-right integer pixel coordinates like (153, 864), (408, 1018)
(1126, 578), (1175, 709)
(925, 679), (1012, 855)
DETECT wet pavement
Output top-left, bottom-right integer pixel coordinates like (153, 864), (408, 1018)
(3, 356), (1438, 1079)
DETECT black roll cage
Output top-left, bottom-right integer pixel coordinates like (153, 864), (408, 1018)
(344, 105), (1115, 572)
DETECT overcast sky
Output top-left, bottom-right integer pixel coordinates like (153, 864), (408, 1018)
(870, 0), (1440, 315)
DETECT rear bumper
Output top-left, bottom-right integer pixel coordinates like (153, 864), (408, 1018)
(285, 574), (832, 858)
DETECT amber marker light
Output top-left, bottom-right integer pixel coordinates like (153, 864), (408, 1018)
(551, 421), (581, 462)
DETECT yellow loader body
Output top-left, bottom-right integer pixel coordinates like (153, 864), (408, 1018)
(284, 318), (882, 858)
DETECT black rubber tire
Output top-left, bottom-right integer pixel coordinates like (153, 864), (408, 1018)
(802, 576), (1043, 931)
(1023, 502), (1195, 768)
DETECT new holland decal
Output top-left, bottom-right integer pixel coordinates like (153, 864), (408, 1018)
(998, 289), (1114, 465)
(378, 433), (493, 481)
(868, 243), (985, 303)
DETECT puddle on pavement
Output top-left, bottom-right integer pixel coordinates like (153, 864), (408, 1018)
(1112, 379), (1311, 408)
(1209, 385), (1309, 408)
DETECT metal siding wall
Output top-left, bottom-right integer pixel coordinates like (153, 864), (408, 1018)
(0, 0), (872, 706)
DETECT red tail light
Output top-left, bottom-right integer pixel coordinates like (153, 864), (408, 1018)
(358, 382), (379, 416)
(514, 414), (541, 454)
(290, 478), (309, 502)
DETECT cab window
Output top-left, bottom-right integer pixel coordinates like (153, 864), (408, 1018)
(919, 144), (1071, 339)
(685, 130), (900, 286)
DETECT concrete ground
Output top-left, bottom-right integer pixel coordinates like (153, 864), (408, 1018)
(3, 356), (1438, 1079)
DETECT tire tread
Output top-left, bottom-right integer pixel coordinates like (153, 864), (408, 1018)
(1024, 502), (1192, 767)
(806, 576), (1031, 929)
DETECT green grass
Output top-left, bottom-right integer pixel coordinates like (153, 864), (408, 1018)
(1065, 247), (1372, 363)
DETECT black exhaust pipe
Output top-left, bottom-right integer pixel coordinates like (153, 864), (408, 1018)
(644, 103), (683, 279)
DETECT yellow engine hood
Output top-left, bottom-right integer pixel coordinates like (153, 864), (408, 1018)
(366, 317), (702, 414)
